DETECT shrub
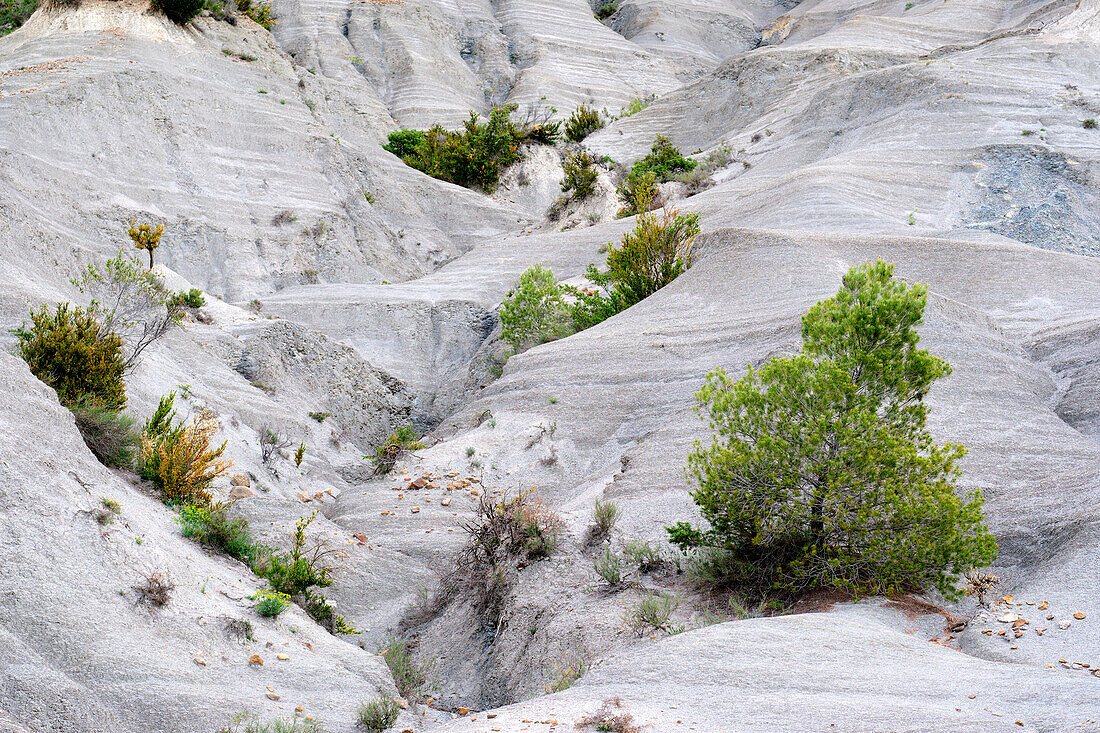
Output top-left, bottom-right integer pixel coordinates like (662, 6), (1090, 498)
(308, 411), (330, 422)
(254, 589), (291, 618)
(577, 697), (641, 733)
(141, 397), (231, 506)
(356, 696), (399, 732)
(260, 425), (292, 463)
(624, 591), (679, 633)
(294, 441), (305, 467)
(561, 149), (599, 201)
(545, 657), (589, 693)
(675, 144), (733, 195)
(14, 303), (126, 410)
(500, 265), (573, 354)
(72, 402), (139, 468)
(617, 135), (696, 209)
(594, 1), (617, 20)
(168, 288), (205, 309)
(622, 540), (663, 573)
(151, 0), (204, 23)
(667, 261), (997, 599)
(1084, 118), (1097, 129)
(565, 198), (699, 330)
(369, 426), (423, 474)
(178, 501), (253, 559)
(133, 569), (175, 608)
(593, 544), (622, 586)
(565, 104), (605, 142)
(589, 498), (620, 543)
(236, 0), (275, 28)
(0, 0), (37, 36)
(378, 636), (434, 702)
(621, 96), (654, 117)
(71, 250), (178, 371)
(383, 105), (553, 192)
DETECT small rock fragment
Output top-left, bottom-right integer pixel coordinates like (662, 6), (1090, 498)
(229, 485), (259, 500)
(249, 654), (263, 666)
(266, 692), (280, 701)
(1058, 620), (1072, 630)
(458, 707), (470, 716)
(1038, 601), (1049, 610)
(194, 656), (206, 666)
(441, 497), (451, 506)
(997, 613), (1019, 623)
(230, 473), (251, 487)
(277, 654), (289, 661)
(1073, 612), (1086, 620)
(395, 697), (409, 710)
(410, 506), (420, 514)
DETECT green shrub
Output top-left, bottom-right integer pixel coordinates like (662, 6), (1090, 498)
(384, 105), (556, 192)
(617, 135), (696, 210)
(14, 303), (126, 410)
(667, 261), (998, 599)
(356, 696), (399, 732)
(676, 144), (733, 195)
(168, 288), (205, 309)
(624, 591), (679, 633)
(500, 265), (573, 354)
(561, 149), (599, 201)
(594, 0), (617, 20)
(621, 95), (654, 118)
(590, 498), (620, 542)
(178, 502), (254, 559)
(254, 589), (291, 618)
(564, 104), (605, 142)
(308, 411), (330, 422)
(378, 636), (434, 702)
(1085, 118), (1097, 129)
(622, 540), (663, 573)
(72, 403), (139, 468)
(152, 0), (204, 23)
(593, 544), (622, 586)
(0, 0), (37, 36)
(236, 0), (275, 28)
(370, 426), (423, 474)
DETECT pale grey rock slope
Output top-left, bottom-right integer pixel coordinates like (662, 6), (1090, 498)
(1, 0), (1100, 730)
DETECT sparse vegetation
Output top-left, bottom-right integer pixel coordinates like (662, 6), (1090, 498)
(625, 590), (680, 633)
(236, 0), (275, 28)
(167, 288), (205, 310)
(675, 144), (733, 195)
(356, 696), (399, 731)
(0, 0), (36, 36)
(217, 712), (328, 733)
(963, 570), (1001, 606)
(308, 411), (330, 423)
(294, 441), (305, 467)
(594, 0), (617, 21)
(667, 261), (998, 599)
(127, 220), (164, 269)
(565, 104), (605, 142)
(621, 96), (655, 118)
(1084, 118), (1097, 129)
(178, 501), (253, 559)
(577, 697), (642, 733)
(500, 265), (573, 354)
(617, 135), (696, 212)
(152, 0), (204, 24)
(545, 657), (589, 693)
(622, 540), (663, 573)
(71, 249), (179, 371)
(260, 425), (293, 463)
(72, 402), (139, 468)
(589, 498), (620, 543)
(370, 426), (424, 474)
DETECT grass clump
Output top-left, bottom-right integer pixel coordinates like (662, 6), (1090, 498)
(356, 696), (399, 731)
(384, 105), (554, 192)
(178, 502), (253, 559)
(667, 261), (998, 599)
(590, 498), (620, 542)
(217, 712), (328, 733)
(369, 426), (424, 474)
(624, 591), (680, 634)
(545, 657), (589, 693)
(593, 544), (622, 587)
(73, 403), (139, 468)
(378, 636), (434, 702)
(134, 568), (175, 608)
(622, 540), (663, 573)
(500, 265), (573, 355)
(565, 104), (605, 142)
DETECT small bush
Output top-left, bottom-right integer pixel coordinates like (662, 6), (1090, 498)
(625, 591), (680, 633)
(576, 697), (641, 733)
(369, 426), (423, 474)
(1085, 118), (1097, 129)
(561, 149), (599, 201)
(236, 0), (275, 28)
(356, 696), (399, 731)
(178, 501), (254, 559)
(168, 288), (205, 309)
(141, 395), (231, 506)
(565, 104), (605, 142)
(255, 589), (291, 618)
(621, 96), (654, 118)
(676, 144), (733, 195)
(382, 129), (425, 159)
(14, 303), (126, 410)
(593, 544), (622, 586)
(545, 657), (588, 693)
(378, 636), (434, 702)
(260, 425), (292, 463)
(127, 220), (164, 268)
(273, 210), (298, 226)
(73, 403), (138, 468)
(500, 265), (574, 354)
(308, 411), (330, 422)
(622, 540), (663, 573)
(134, 569), (175, 608)
(590, 498), (620, 541)
(152, 0), (204, 23)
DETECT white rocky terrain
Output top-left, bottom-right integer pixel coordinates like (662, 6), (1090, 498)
(1, 0), (1099, 730)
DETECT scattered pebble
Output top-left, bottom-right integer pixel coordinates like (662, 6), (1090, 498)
(249, 654), (263, 666)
